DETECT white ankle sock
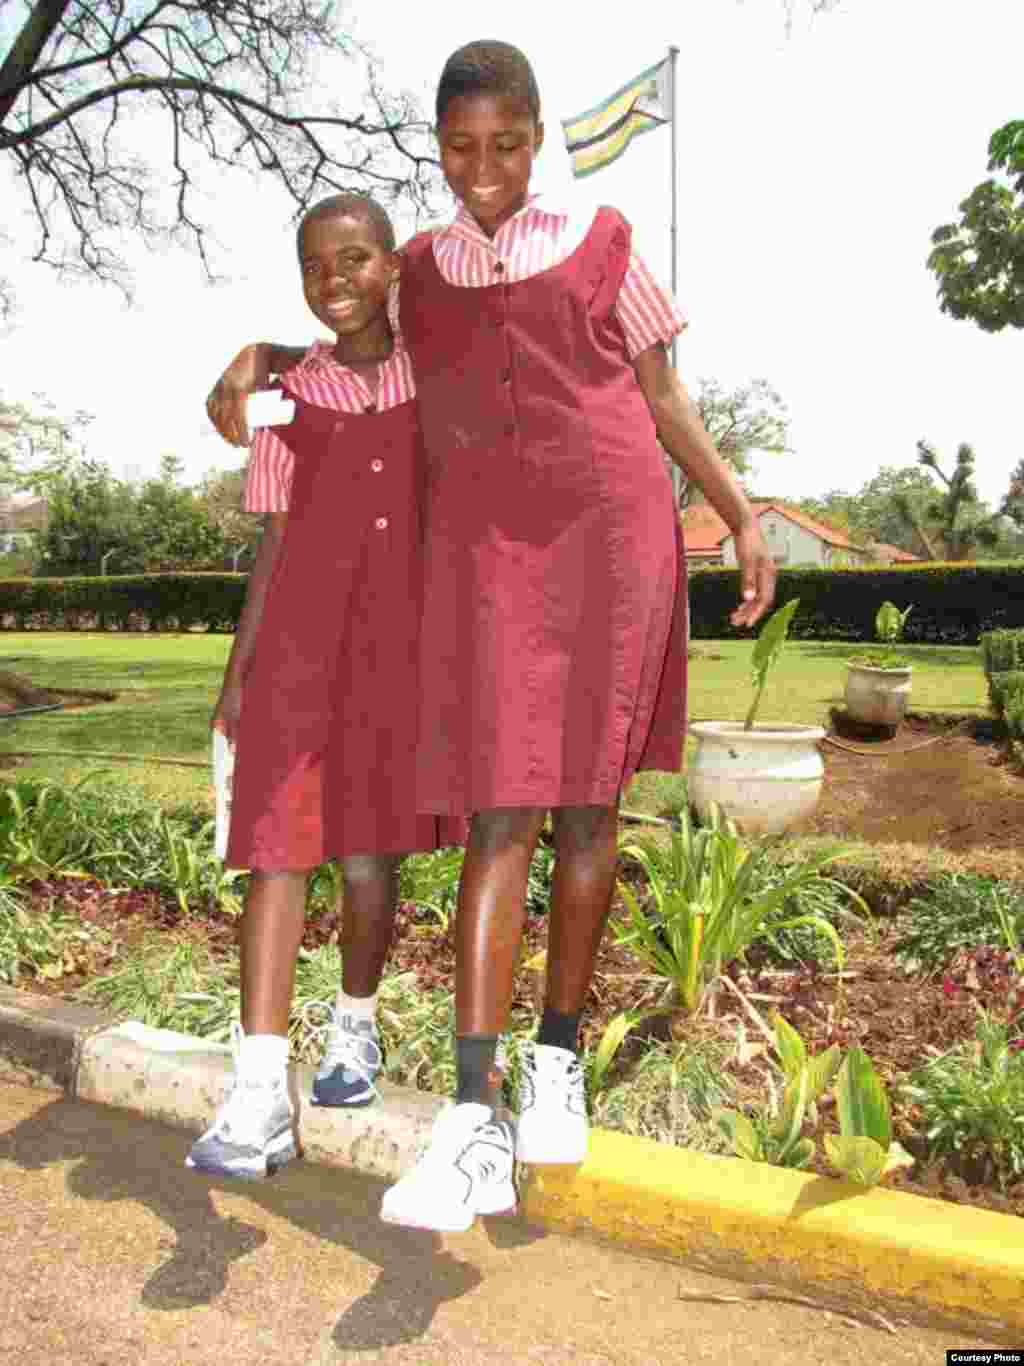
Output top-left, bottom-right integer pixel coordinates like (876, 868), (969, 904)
(335, 989), (377, 1023)
(237, 1032), (289, 1080)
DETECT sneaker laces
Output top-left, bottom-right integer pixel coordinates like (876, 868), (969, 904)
(529, 1045), (585, 1102)
(303, 1000), (382, 1099)
(414, 1103), (499, 1172)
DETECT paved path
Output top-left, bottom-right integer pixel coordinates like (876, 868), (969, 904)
(0, 1083), (995, 1365)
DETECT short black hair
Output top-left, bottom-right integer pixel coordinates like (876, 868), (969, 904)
(435, 40), (541, 125)
(295, 193), (396, 258)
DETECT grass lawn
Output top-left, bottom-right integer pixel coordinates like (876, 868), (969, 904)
(0, 633), (988, 815)
(0, 633), (231, 808)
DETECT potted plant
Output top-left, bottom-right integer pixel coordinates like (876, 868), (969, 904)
(844, 601), (913, 730)
(688, 598), (826, 835)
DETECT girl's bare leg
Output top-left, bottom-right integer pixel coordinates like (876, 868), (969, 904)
(339, 853), (402, 998)
(454, 807), (546, 1105)
(541, 803), (620, 1045)
(456, 807), (547, 1033)
(239, 871), (308, 1036)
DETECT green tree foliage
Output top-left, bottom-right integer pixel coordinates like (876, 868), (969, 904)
(687, 378), (789, 505)
(928, 121), (1024, 333)
(36, 459), (138, 575)
(36, 454), (225, 575)
(197, 466), (262, 568)
(0, 393), (93, 491)
(800, 457), (1024, 562)
(134, 456), (225, 570)
(798, 466), (939, 552)
(902, 440), (1024, 561)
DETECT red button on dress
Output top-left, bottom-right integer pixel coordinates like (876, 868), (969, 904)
(401, 207), (688, 818)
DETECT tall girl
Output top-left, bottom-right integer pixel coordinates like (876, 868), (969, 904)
(206, 41), (774, 1230)
(191, 193), (463, 1183)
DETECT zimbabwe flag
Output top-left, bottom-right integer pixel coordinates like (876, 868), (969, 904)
(561, 58), (671, 179)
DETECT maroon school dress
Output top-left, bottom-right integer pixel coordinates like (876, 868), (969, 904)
(226, 394), (462, 868)
(400, 207), (688, 816)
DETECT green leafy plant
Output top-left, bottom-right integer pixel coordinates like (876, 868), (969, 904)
(745, 598), (800, 730)
(614, 805), (850, 1017)
(846, 648), (913, 670)
(526, 842), (556, 915)
(0, 775), (105, 876)
(714, 1014), (841, 1170)
(715, 1065), (817, 1169)
(82, 939), (238, 1033)
(893, 873), (1024, 973)
(590, 1037), (736, 1150)
(156, 813), (243, 917)
(587, 1007), (660, 1094)
(398, 846), (465, 932)
(848, 601), (914, 670)
(772, 1012), (842, 1127)
(744, 854), (870, 970)
(0, 882), (102, 984)
(824, 1046), (912, 1186)
(902, 1011), (1024, 1190)
(875, 601), (913, 644)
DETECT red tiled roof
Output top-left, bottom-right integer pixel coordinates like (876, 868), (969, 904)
(680, 502), (731, 552)
(681, 501), (859, 552)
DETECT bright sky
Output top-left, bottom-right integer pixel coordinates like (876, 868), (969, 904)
(1, 0), (1020, 506)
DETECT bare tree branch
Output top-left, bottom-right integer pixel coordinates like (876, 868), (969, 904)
(0, 0), (440, 305)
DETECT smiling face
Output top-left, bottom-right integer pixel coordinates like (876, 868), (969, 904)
(299, 212), (398, 341)
(437, 94), (544, 237)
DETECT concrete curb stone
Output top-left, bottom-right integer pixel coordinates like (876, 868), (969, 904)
(2, 984), (1021, 1343)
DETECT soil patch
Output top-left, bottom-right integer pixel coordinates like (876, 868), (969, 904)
(0, 668), (117, 715)
(798, 714), (1024, 853)
(20, 864), (1024, 1221)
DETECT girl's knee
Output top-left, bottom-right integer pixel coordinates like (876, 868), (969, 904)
(340, 854), (399, 889)
(552, 804), (618, 856)
(249, 868), (308, 888)
(470, 806), (546, 854)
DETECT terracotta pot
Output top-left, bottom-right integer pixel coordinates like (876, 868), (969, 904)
(687, 721), (825, 836)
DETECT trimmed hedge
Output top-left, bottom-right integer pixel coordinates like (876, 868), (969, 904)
(0, 574), (246, 632)
(2, 561), (1023, 643)
(979, 627), (1024, 744)
(687, 562), (1024, 645)
(980, 628), (1024, 678)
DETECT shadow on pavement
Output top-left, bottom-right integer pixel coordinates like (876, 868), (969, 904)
(0, 1092), (546, 1353)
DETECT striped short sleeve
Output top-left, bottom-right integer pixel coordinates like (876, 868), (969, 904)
(243, 428), (294, 512)
(614, 251), (688, 358)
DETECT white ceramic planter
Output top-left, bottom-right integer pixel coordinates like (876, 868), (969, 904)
(844, 663), (913, 729)
(687, 721), (825, 836)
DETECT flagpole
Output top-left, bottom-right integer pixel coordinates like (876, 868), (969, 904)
(668, 43), (682, 509)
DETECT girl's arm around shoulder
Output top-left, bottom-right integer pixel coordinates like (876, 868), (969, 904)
(207, 343), (307, 448)
(633, 343), (776, 628)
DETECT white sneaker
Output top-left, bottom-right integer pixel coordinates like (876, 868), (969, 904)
(186, 1028), (296, 1181)
(310, 1007), (382, 1107)
(515, 1043), (589, 1165)
(380, 1102), (517, 1232)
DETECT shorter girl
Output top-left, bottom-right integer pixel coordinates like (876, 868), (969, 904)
(189, 193), (464, 1182)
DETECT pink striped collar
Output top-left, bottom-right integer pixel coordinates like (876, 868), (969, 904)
(446, 193), (571, 247)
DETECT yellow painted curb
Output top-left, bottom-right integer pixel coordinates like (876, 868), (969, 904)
(521, 1128), (1024, 1340)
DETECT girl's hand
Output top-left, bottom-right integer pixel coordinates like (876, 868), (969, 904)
(206, 344), (273, 448)
(730, 520), (776, 628)
(212, 681), (244, 746)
